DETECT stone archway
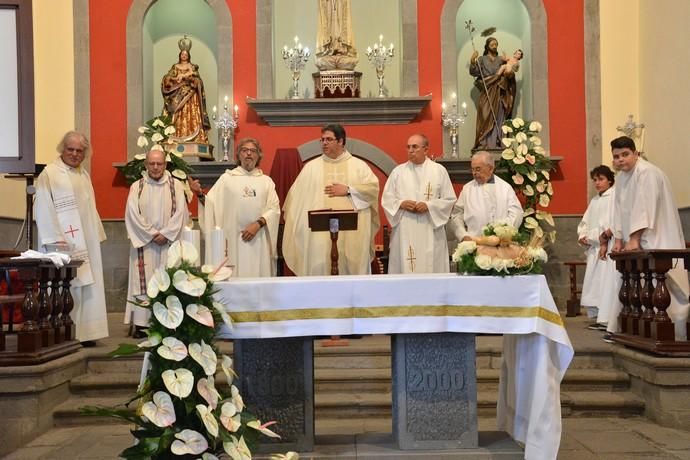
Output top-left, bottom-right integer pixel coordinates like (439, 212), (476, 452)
(124, 0), (233, 159)
(298, 139), (397, 176)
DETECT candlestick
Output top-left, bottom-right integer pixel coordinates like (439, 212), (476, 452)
(282, 36), (311, 99)
(365, 34), (396, 97)
(212, 99), (239, 162)
(440, 95), (468, 159)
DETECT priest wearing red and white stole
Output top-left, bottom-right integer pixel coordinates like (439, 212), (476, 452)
(35, 131), (108, 344)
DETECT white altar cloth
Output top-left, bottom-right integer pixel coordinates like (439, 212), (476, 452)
(215, 273), (573, 460)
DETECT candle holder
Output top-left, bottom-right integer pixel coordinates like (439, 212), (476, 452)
(282, 36), (311, 99)
(212, 98), (239, 162)
(441, 94), (468, 159)
(365, 35), (395, 98)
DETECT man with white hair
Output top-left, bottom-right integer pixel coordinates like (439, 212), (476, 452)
(35, 131), (108, 345)
(124, 148), (188, 336)
(450, 151), (523, 241)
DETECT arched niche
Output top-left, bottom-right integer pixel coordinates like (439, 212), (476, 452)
(298, 138), (396, 176)
(256, 0), (419, 99)
(126, 0), (233, 160)
(440, 0), (550, 158)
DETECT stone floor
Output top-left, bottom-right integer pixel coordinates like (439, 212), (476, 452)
(3, 314), (690, 459)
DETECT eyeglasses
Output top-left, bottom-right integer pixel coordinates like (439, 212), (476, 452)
(320, 137), (337, 143)
(240, 147), (258, 154)
(406, 144), (425, 150)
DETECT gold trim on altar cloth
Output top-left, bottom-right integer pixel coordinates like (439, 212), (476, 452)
(229, 305), (564, 327)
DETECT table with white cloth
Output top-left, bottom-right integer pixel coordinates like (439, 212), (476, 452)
(216, 273), (573, 460)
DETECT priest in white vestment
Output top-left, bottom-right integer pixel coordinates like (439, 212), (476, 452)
(449, 151), (523, 241)
(124, 149), (188, 331)
(382, 134), (456, 273)
(577, 165), (616, 327)
(282, 124), (380, 275)
(608, 136), (689, 339)
(197, 138), (280, 277)
(35, 131), (108, 343)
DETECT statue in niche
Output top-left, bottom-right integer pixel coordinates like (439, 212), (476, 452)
(469, 37), (521, 149)
(161, 35), (211, 146)
(315, 0), (358, 71)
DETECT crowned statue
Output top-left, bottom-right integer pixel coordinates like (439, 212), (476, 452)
(161, 35), (212, 158)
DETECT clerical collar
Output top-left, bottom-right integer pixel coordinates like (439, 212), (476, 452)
(479, 175), (495, 184)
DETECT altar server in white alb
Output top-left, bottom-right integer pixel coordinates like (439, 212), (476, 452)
(449, 150), (523, 241)
(382, 134), (456, 273)
(35, 131), (108, 344)
(197, 137), (280, 276)
(124, 149), (188, 332)
(577, 165), (616, 329)
(282, 124), (380, 275)
(609, 136), (689, 339)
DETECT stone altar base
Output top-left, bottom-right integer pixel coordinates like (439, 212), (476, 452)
(392, 333), (478, 450)
(233, 337), (314, 452)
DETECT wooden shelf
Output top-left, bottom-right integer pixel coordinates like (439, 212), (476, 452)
(246, 96), (432, 126)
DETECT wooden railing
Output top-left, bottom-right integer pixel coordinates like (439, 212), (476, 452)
(610, 249), (690, 355)
(0, 257), (83, 365)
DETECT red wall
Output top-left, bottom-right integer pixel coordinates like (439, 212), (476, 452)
(89, 0), (587, 219)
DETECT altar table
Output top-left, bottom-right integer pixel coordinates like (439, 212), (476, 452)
(216, 273), (573, 460)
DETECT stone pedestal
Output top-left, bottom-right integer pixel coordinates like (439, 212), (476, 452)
(392, 333), (478, 450)
(233, 337), (314, 452)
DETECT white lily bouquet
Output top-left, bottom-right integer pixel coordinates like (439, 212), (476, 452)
(497, 118), (556, 243)
(81, 241), (298, 460)
(117, 115), (196, 201)
(452, 222), (548, 276)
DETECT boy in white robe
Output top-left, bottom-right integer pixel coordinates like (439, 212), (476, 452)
(607, 136), (689, 341)
(382, 134), (456, 273)
(577, 165), (616, 329)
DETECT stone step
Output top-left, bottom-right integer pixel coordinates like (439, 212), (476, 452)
(53, 395), (137, 427)
(314, 389), (645, 419)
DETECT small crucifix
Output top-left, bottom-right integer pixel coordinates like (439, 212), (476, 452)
(64, 224), (80, 238)
(406, 245), (416, 272)
(424, 182), (433, 200)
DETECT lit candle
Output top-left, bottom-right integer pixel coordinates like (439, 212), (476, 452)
(442, 102), (447, 111)
(283, 45), (288, 52)
(233, 104), (239, 119)
(294, 35), (299, 44)
(379, 34), (383, 42)
(181, 224), (201, 267)
(451, 92), (457, 100)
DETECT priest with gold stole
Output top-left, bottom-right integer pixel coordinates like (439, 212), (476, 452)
(35, 131), (108, 344)
(382, 134), (456, 273)
(282, 124), (380, 275)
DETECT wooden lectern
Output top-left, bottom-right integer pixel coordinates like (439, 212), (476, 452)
(308, 209), (358, 275)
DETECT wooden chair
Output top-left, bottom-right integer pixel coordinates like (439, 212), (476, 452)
(563, 260), (586, 317)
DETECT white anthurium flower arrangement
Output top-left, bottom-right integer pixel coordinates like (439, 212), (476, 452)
(80, 239), (296, 459)
(117, 114), (195, 202)
(452, 222), (548, 276)
(498, 118), (557, 243)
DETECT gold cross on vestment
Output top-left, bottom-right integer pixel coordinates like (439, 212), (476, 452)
(424, 182), (433, 200)
(406, 245), (416, 272)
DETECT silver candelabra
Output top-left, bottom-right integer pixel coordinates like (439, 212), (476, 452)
(366, 35), (395, 98)
(212, 96), (239, 162)
(441, 93), (468, 159)
(282, 36), (310, 99)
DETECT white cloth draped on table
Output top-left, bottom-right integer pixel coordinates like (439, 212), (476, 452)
(215, 273), (573, 460)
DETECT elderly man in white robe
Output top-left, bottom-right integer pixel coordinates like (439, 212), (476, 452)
(450, 151), (523, 241)
(607, 136), (689, 341)
(193, 137), (280, 277)
(124, 149), (188, 336)
(35, 131), (108, 345)
(282, 124), (380, 275)
(382, 134), (456, 273)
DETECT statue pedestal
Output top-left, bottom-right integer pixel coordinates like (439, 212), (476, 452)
(313, 70), (362, 98)
(172, 142), (214, 161)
